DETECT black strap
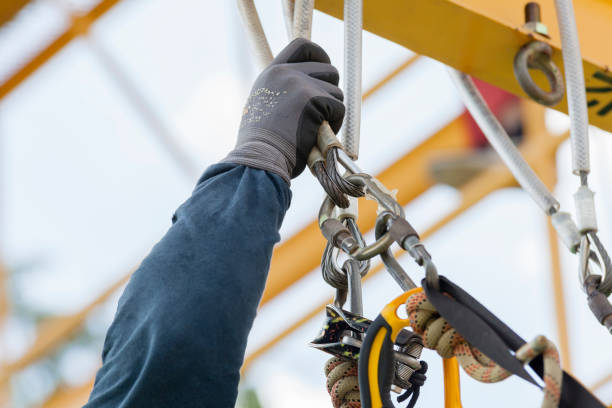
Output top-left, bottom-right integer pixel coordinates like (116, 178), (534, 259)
(422, 276), (605, 408)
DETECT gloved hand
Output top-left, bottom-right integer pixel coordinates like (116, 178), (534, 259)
(223, 38), (345, 183)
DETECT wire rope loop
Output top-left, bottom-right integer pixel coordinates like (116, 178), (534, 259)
(318, 173), (404, 262)
(579, 233), (612, 297)
(322, 242), (370, 288)
(321, 218), (370, 291)
(513, 41), (565, 107)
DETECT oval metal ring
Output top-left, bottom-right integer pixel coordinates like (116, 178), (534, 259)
(513, 41), (565, 107)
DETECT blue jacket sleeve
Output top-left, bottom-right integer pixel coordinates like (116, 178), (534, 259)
(85, 163), (292, 408)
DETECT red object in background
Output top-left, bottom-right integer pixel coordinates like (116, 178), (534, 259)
(463, 78), (522, 149)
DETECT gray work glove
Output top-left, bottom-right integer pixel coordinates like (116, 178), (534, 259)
(222, 38), (345, 183)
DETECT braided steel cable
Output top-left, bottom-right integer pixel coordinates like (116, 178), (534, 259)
(288, 0), (357, 205)
(289, 0), (364, 200)
(326, 148), (364, 197)
(238, 0), (350, 207)
(312, 160), (350, 208)
(447, 68), (560, 215)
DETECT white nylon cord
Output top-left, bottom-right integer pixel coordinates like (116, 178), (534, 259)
(447, 68), (560, 215)
(292, 0), (314, 40)
(281, 0), (295, 40)
(342, 0), (363, 160)
(237, 0), (273, 68)
(553, 0), (590, 176)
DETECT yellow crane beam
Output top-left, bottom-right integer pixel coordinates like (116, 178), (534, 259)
(314, 0), (612, 134)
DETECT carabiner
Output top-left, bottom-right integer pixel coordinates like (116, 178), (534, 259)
(345, 258), (364, 316)
(424, 258), (440, 292)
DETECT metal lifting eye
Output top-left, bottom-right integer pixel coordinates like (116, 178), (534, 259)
(513, 41), (565, 107)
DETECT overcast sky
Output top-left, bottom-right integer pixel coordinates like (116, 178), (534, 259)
(1, 0), (612, 407)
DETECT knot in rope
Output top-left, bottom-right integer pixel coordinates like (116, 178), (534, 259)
(324, 357), (361, 408)
(405, 292), (563, 408)
(405, 291), (511, 383)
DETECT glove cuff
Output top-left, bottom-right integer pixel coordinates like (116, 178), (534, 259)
(221, 128), (295, 184)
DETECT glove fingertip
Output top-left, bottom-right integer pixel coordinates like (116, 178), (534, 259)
(274, 38), (331, 64)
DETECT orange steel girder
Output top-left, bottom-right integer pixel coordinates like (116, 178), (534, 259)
(0, 0), (31, 27)
(0, 272), (132, 385)
(0, 0), (123, 100)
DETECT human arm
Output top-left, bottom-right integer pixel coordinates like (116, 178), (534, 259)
(85, 39), (344, 408)
(85, 163), (290, 408)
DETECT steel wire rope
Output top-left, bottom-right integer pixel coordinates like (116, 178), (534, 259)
(552, 0), (612, 297)
(448, 70), (612, 294)
(448, 27), (612, 331)
(236, 0), (354, 207)
(290, 0), (365, 200)
(447, 69), (560, 215)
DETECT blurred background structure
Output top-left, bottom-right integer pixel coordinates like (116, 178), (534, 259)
(0, 0), (611, 407)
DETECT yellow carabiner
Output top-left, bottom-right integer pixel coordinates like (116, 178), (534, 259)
(360, 287), (463, 408)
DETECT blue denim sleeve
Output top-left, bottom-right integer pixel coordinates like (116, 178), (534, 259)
(85, 163), (291, 408)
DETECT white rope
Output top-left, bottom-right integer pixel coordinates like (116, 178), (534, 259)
(292, 0), (314, 40)
(342, 0), (363, 160)
(553, 0), (590, 176)
(447, 68), (560, 215)
(236, 0), (273, 68)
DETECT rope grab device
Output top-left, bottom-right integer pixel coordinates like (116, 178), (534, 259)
(237, 0), (612, 406)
